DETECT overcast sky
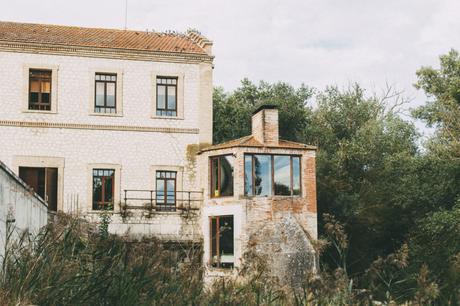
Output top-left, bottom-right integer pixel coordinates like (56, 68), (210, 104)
(1, 0), (459, 126)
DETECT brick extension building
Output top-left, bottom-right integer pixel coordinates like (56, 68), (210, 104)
(0, 21), (317, 283)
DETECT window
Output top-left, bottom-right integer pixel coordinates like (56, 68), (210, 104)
(19, 167), (58, 211)
(210, 155), (234, 197)
(156, 77), (177, 116)
(244, 154), (301, 196)
(92, 169), (115, 210)
(210, 215), (234, 268)
(29, 69), (52, 111)
(95, 73), (117, 113)
(156, 171), (176, 211)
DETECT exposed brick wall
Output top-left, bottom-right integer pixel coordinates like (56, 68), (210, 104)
(251, 108), (279, 145)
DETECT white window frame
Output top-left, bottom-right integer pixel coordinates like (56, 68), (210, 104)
(22, 64), (59, 114)
(151, 72), (184, 119)
(88, 69), (123, 117)
(87, 163), (122, 212)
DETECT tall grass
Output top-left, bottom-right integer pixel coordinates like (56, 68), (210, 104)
(0, 213), (442, 305)
(0, 214), (203, 305)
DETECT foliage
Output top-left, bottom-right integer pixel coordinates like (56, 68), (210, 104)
(213, 79), (314, 144)
(0, 214), (203, 306)
(413, 49), (460, 157)
(211, 50), (460, 303)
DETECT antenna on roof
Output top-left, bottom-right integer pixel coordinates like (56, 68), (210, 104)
(124, 0), (128, 30)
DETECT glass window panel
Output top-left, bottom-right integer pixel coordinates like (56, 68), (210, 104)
(211, 158), (219, 197)
(274, 155), (291, 195)
(244, 155), (253, 196)
(41, 81), (51, 93)
(167, 86), (176, 110)
(111, 75), (117, 81)
(29, 93), (39, 103)
(156, 179), (165, 202)
(254, 155), (272, 196)
(106, 83), (116, 107)
(96, 82), (105, 106)
(172, 78), (177, 85)
(211, 218), (217, 257)
(104, 177), (113, 203)
(30, 80), (40, 92)
(219, 216), (234, 256)
(93, 177), (102, 202)
(292, 157), (301, 196)
(41, 93), (50, 103)
(220, 156), (234, 196)
(166, 180), (175, 203)
(157, 85), (166, 109)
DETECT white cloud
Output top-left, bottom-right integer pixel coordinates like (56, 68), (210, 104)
(1, 0), (459, 126)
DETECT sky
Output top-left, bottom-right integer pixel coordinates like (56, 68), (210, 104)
(1, 0), (459, 134)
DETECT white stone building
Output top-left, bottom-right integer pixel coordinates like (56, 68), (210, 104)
(0, 21), (317, 282)
(0, 21), (213, 241)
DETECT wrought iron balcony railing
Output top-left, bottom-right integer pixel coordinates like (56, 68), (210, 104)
(122, 189), (202, 215)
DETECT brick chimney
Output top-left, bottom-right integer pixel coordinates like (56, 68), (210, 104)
(251, 105), (279, 145)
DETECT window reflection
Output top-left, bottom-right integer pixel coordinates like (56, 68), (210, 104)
(245, 154), (302, 197)
(274, 155), (291, 195)
(210, 155), (234, 197)
(254, 155), (271, 196)
(244, 155), (252, 196)
(292, 157), (301, 195)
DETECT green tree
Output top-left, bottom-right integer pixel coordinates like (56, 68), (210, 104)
(213, 79), (314, 144)
(414, 49), (460, 157)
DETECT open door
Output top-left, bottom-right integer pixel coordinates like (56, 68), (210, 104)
(19, 167), (58, 211)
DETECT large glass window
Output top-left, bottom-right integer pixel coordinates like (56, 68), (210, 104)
(210, 155), (234, 197)
(156, 77), (177, 116)
(156, 171), (176, 211)
(95, 73), (117, 114)
(93, 169), (115, 210)
(210, 215), (234, 268)
(29, 69), (52, 111)
(245, 154), (301, 196)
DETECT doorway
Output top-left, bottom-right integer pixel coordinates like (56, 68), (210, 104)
(19, 167), (58, 211)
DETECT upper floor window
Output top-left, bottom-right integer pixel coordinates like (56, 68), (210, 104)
(156, 77), (177, 116)
(156, 171), (176, 211)
(29, 69), (52, 111)
(92, 169), (115, 210)
(210, 155), (234, 198)
(244, 154), (301, 197)
(95, 73), (117, 114)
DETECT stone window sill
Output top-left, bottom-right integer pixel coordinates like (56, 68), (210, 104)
(89, 112), (123, 117)
(22, 109), (57, 114)
(151, 115), (184, 120)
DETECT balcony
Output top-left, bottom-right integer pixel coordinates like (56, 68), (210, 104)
(121, 189), (202, 218)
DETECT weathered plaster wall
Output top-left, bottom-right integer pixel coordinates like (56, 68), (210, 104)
(0, 161), (48, 259)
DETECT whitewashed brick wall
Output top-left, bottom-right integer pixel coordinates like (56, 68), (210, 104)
(0, 51), (211, 240)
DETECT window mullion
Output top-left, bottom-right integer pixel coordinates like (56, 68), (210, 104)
(165, 85), (169, 111)
(290, 156), (293, 196)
